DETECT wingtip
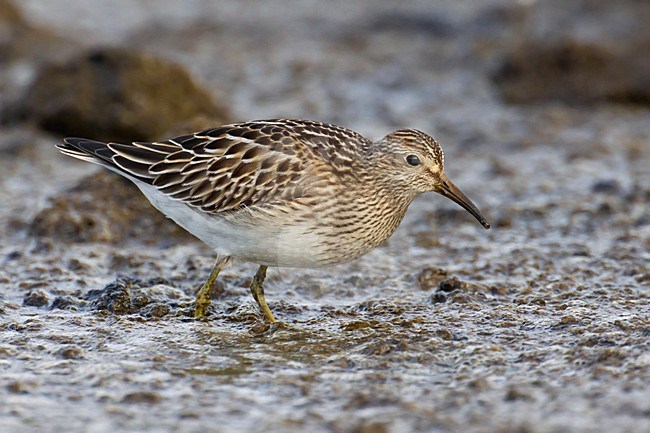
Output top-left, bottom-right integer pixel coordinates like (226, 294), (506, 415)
(62, 137), (96, 145)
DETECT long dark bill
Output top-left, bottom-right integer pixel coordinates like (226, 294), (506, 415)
(436, 175), (490, 229)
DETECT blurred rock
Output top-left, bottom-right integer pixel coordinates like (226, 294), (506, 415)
(591, 179), (621, 195)
(121, 391), (162, 404)
(438, 276), (466, 292)
(56, 346), (84, 360)
(49, 296), (78, 311)
(0, 0), (23, 31)
(141, 303), (170, 318)
(23, 290), (49, 307)
(86, 279), (134, 315)
(6, 380), (32, 394)
(0, 0), (76, 124)
(492, 0), (650, 105)
(416, 267), (448, 290)
(0, 0), (71, 63)
(82, 279), (180, 318)
(20, 47), (230, 141)
(29, 171), (196, 245)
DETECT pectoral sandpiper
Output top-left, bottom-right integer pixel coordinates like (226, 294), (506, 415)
(57, 119), (489, 322)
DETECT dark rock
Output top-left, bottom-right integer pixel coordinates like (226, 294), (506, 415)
(351, 420), (390, 433)
(489, 285), (508, 296)
(57, 346), (84, 360)
(23, 290), (49, 307)
(417, 267), (449, 290)
(591, 179), (621, 195)
(84, 279), (179, 317)
(0, 0), (76, 125)
(20, 47), (230, 141)
(66, 258), (91, 273)
(439, 277), (466, 292)
(435, 328), (454, 341)
(0, 0), (72, 64)
(430, 292), (447, 303)
(49, 296), (78, 310)
(0, 0), (22, 23)
(435, 277), (490, 305)
(131, 294), (152, 310)
(121, 391), (161, 404)
(4, 250), (22, 261)
(492, 0), (650, 105)
(29, 171), (196, 245)
(141, 303), (170, 318)
(6, 380), (31, 394)
(88, 279), (134, 315)
(504, 385), (534, 402)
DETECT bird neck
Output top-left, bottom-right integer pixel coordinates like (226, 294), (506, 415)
(356, 173), (417, 239)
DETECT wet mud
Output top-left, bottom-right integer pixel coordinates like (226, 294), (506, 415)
(1, 1), (649, 432)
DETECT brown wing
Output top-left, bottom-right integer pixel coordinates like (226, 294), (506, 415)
(109, 126), (306, 214)
(61, 119), (371, 215)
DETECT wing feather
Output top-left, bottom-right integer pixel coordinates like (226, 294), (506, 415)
(59, 119), (371, 215)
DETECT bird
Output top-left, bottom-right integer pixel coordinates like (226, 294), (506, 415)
(57, 119), (490, 322)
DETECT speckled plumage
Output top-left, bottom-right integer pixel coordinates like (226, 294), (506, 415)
(57, 119), (489, 322)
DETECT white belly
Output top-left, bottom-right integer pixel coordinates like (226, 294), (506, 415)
(135, 182), (326, 268)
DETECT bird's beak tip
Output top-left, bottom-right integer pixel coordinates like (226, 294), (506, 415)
(436, 176), (490, 230)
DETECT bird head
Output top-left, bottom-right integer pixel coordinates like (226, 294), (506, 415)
(375, 129), (490, 229)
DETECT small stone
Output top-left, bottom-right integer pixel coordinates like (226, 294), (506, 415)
(439, 277), (466, 292)
(591, 179), (621, 194)
(49, 296), (78, 310)
(57, 346), (84, 359)
(6, 381), (31, 394)
(23, 290), (49, 307)
(430, 292), (447, 303)
(435, 328), (454, 341)
(141, 303), (170, 318)
(417, 267), (449, 290)
(489, 285), (508, 296)
(5, 250), (22, 260)
(354, 421), (390, 433)
(504, 385), (533, 401)
(121, 391), (161, 404)
(67, 258), (90, 272)
(131, 295), (151, 310)
(89, 280), (133, 315)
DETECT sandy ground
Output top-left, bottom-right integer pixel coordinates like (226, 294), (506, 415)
(1, 1), (649, 432)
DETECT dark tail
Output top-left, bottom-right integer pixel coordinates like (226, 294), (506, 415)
(56, 138), (116, 168)
(57, 138), (159, 184)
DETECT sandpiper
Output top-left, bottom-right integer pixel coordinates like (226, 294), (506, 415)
(57, 119), (489, 322)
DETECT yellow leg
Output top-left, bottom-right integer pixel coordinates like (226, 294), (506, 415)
(250, 265), (276, 323)
(194, 256), (230, 319)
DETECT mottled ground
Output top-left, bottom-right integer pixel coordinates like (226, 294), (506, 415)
(1, 1), (649, 432)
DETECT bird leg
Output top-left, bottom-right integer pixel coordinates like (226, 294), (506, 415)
(194, 256), (231, 319)
(249, 265), (276, 322)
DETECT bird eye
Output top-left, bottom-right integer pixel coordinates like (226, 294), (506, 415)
(405, 154), (421, 166)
